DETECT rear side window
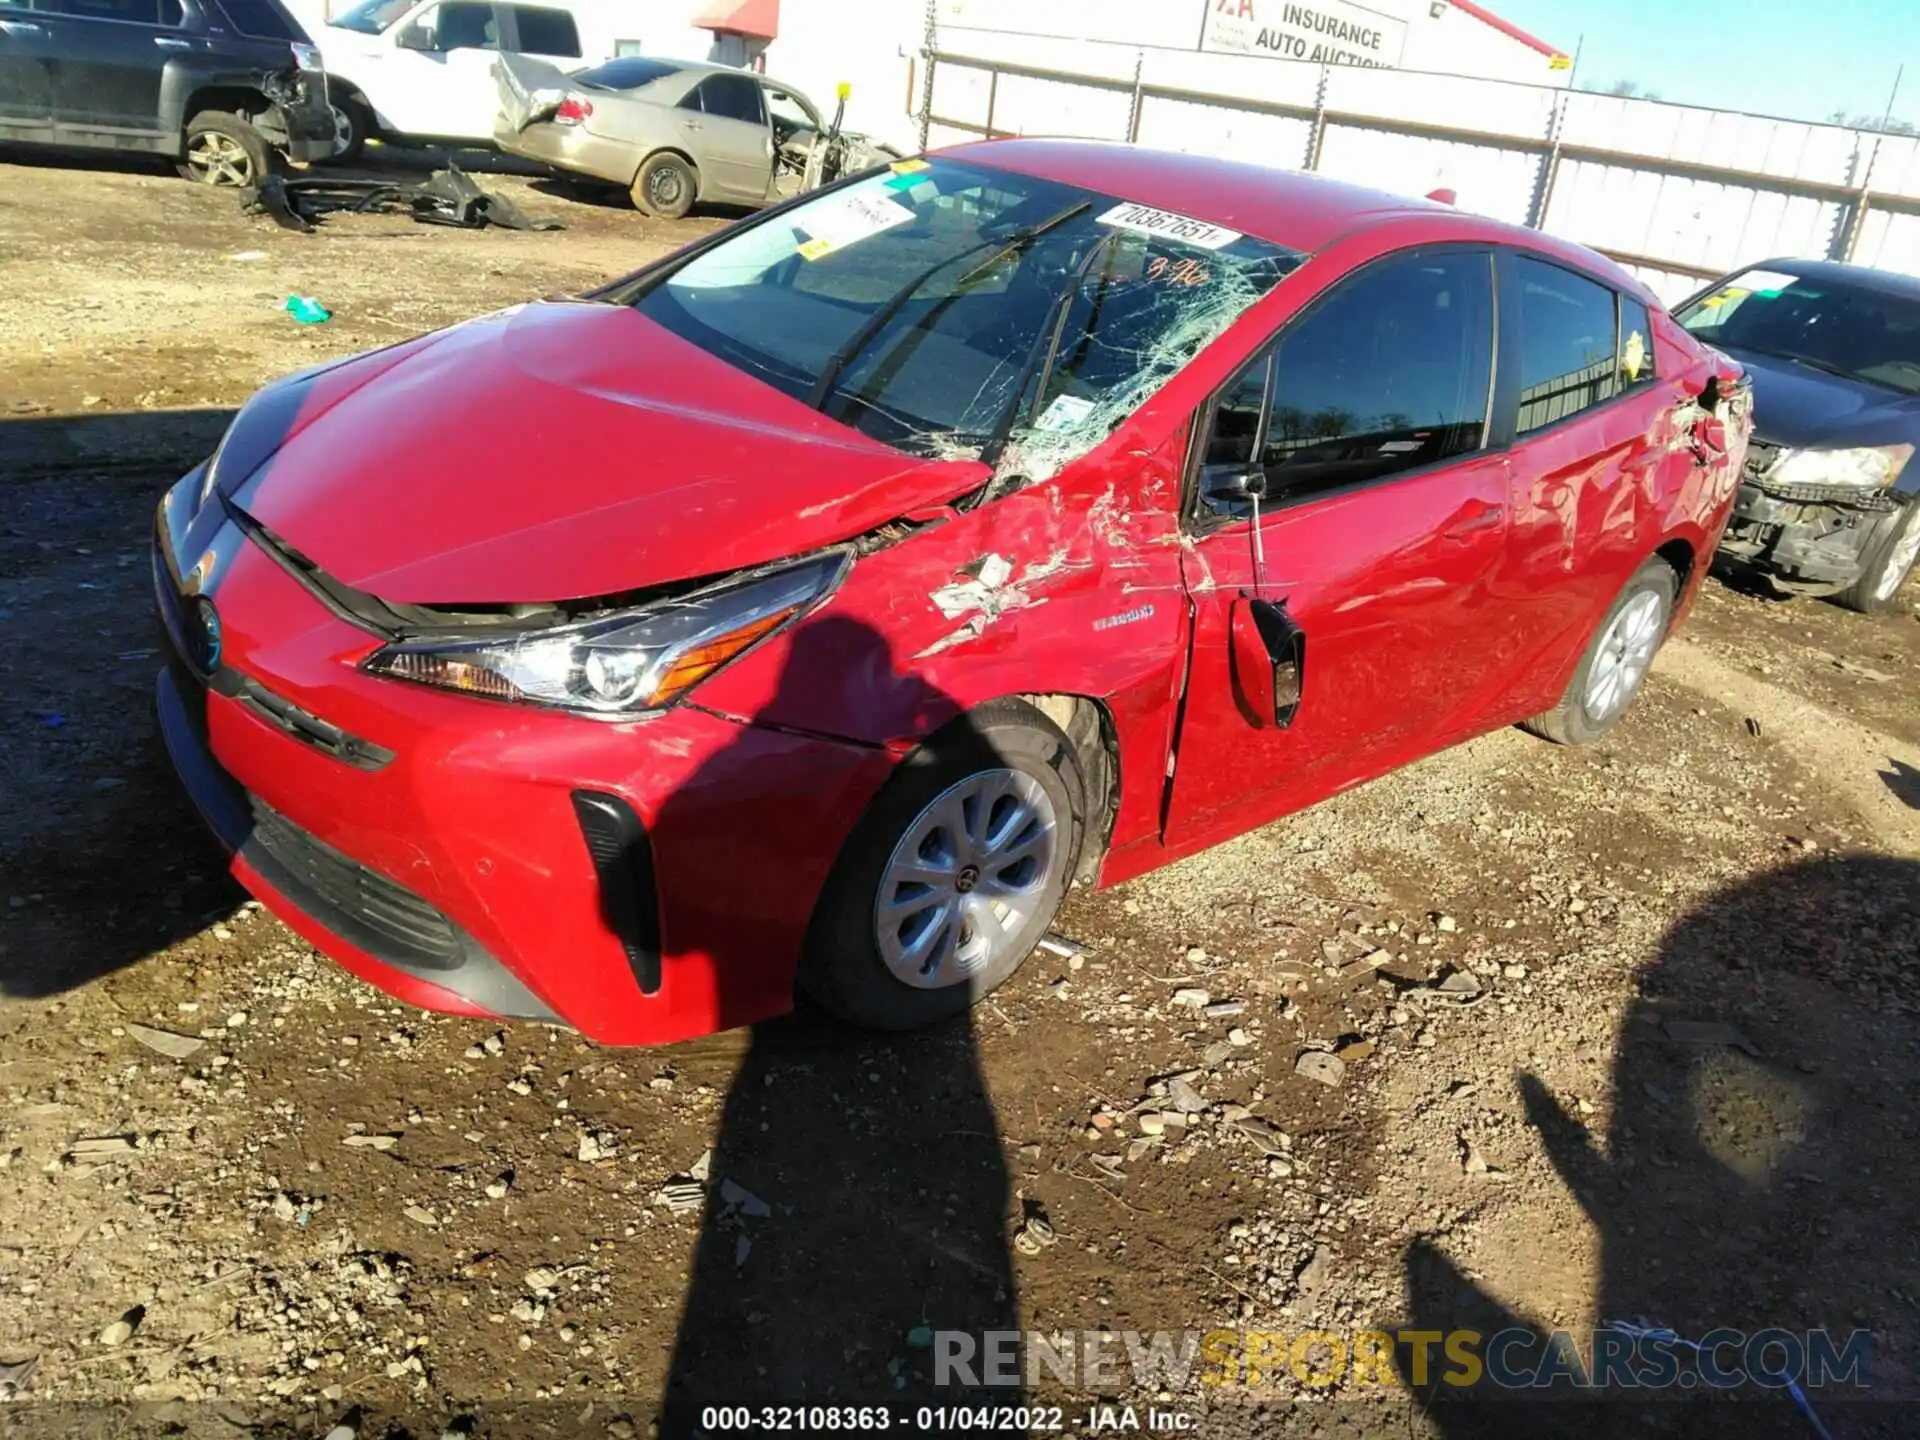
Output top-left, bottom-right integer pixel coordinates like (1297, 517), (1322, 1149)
(576, 56), (682, 90)
(1619, 295), (1655, 389)
(1515, 256), (1621, 433)
(691, 73), (767, 125)
(508, 4), (576, 56)
(1200, 250), (1494, 510)
(211, 0), (301, 36)
(39, 0), (180, 20)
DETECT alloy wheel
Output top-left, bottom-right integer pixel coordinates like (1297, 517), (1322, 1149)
(1584, 588), (1666, 723)
(873, 768), (1059, 990)
(185, 132), (254, 187)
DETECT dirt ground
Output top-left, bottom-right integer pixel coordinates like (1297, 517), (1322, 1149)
(2, 149), (1918, 1440)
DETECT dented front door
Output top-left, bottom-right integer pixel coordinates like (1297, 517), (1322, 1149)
(1161, 246), (1511, 849)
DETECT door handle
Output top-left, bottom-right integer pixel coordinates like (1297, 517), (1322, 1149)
(1441, 499), (1504, 540)
(0, 18), (47, 33)
(680, 118), (701, 130)
(154, 34), (192, 47)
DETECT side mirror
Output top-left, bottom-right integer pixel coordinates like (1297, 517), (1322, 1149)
(394, 23), (434, 49)
(1202, 463), (1267, 509)
(1230, 593), (1305, 728)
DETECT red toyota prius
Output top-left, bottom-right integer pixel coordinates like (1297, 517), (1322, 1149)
(152, 141), (1750, 1044)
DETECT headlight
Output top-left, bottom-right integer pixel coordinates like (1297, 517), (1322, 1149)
(361, 551), (849, 717)
(1764, 444), (1913, 490)
(291, 41), (324, 72)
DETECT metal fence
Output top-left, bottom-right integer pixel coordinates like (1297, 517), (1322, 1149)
(915, 29), (1920, 305)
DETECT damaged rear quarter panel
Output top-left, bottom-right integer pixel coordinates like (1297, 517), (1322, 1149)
(692, 427), (1198, 860)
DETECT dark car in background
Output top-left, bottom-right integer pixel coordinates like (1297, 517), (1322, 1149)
(1675, 260), (1920, 612)
(0, 0), (333, 185)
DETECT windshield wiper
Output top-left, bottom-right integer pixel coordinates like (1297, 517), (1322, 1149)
(806, 200), (1091, 412)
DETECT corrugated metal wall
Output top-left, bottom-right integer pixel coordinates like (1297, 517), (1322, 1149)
(925, 27), (1920, 306)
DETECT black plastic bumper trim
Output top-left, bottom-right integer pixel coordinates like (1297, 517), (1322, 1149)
(571, 790), (663, 996)
(156, 670), (560, 1024)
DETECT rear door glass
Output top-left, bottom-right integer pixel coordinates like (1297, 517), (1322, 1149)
(694, 73), (766, 125)
(507, 3), (576, 56)
(1514, 256), (1621, 434)
(212, 0), (302, 37)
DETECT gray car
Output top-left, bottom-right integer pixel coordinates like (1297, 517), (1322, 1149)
(493, 54), (896, 218)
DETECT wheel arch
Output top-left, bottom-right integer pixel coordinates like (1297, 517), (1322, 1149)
(183, 86), (271, 128)
(1014, 692), (1120, 886)
(632, 146), (702, 194)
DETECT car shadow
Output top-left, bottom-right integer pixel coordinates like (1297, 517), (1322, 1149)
(0, 407), (245, 1000)
(1392, 854), (1920, 1436)
(523, 173), (759, 223)
(654, 616), (1021, 1430)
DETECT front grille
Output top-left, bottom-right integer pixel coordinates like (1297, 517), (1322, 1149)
(247, 798), (462, 970)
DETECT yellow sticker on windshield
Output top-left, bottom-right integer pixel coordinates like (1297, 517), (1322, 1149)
(797, 237), (835, 261)
(890, 158), (930, 174)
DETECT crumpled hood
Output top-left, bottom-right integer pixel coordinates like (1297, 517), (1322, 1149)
(228, 301), (986, 604)
(1729, 344), (1920, 458)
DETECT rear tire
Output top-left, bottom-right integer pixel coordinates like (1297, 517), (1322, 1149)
(631, 151), (697, 219)
(1524, 556), (1678, 746)
(1833, 500), (1920, 614)
(801, 700), (1085, 1031)
(177, 111), (275, 187)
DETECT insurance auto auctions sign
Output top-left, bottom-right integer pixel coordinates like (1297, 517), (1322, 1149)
(1202, 0), (1409, 68)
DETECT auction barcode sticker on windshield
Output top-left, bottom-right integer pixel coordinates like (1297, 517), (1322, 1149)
(1096, 202), (1242, 251)
(797, 188), (915, 259)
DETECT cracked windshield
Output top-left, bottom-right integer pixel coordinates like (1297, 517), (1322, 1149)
(632, 157), (1303, 473)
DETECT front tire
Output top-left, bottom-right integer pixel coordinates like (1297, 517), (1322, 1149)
(1833, 500), (1920, 614)
(177, 111), (274, 187)
(328, 94), (373, 164)
(1524, 555), (1678, 746)
(801, 700), (1085, 1031)
(631, 151), (697, 219)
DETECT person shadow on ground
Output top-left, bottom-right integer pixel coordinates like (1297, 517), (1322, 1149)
(652, 616), (1022, 1434)
(1395, 854), (1920, 1438)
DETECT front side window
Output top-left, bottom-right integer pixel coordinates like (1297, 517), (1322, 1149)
(1515, 256), (1620, 434)
(427, 0), (496, 49)
(693, 73), (767, 125)
(1200, 250), (1494, 512)
(629, 158), (1303, 471)
(41, 0), (171, 20)
(507, 4), (575, 56)
(1675, 269), (1920, 398)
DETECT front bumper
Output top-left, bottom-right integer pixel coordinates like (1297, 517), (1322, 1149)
(1716, 479), (1908, 592)
(266, 71), (336, 163)
(152, 470), (893, 1045)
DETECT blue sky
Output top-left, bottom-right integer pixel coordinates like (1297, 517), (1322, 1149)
(1492, 0), (1917, 127)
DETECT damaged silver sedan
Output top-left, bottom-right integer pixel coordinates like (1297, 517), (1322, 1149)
(493, 55), (897, 219)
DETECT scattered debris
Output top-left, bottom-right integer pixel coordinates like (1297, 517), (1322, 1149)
(1335, 1038), (1376, 1064)
(123, 1023), (204, 1060)
(0, 1354), (40, 1397)
(718, 1179), (772, 1219)
(1036, 933), (1086, 962)
(342, 1133), (400, 1151)
(66, 1135), (139, 1162)
(1225, 1115), (1288, 1156)
(1203, 999), (1246, 1018)
(243, 165), (564, 234)
(1012, 1213), (1058, 1256)
(576, 1131), (616, 1163)
(403, 1205), (438, 1227)
(1296, 1244), (1331, 1296)
(1172, 987), (1212, 1010)
(97, 1308), (143, 1348)
(284, 294), (329, 325)
(1166, 1075), (1208, 1114)
(1295, 1051), (1345, 1087)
